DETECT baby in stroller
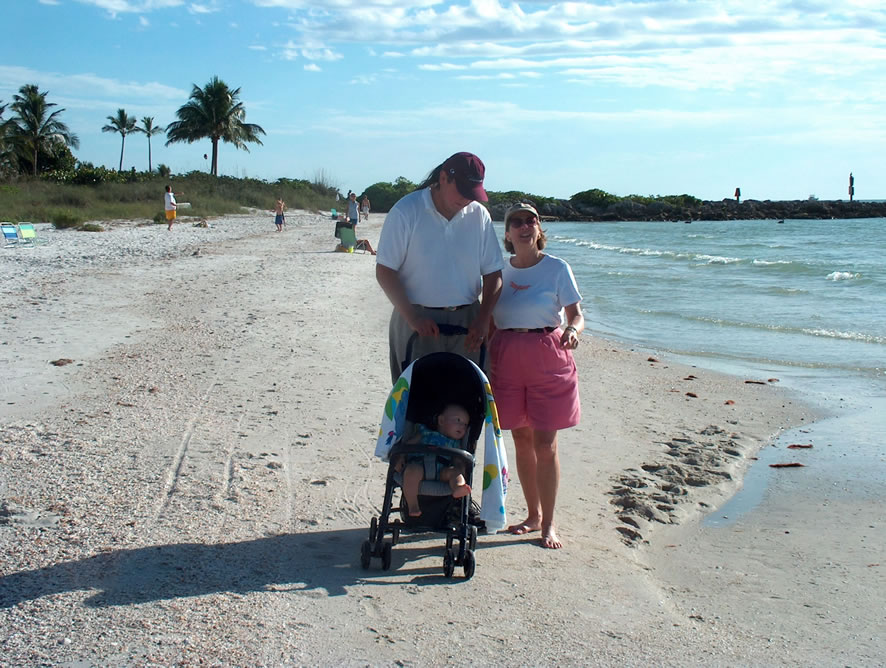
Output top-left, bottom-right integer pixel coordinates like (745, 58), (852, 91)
(396, 402), (473, 516)
(365, 351), (508, 578)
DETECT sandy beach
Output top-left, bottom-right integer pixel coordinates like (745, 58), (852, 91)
(1, 211), (882, 666)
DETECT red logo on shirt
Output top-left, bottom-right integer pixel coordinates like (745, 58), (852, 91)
(510, 280), (530, 295)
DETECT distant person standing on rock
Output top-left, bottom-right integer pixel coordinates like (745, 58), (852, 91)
(164, 184), (182, 231)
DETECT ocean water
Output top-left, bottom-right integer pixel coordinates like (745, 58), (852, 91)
(541, 217), (885, 382)
(503, 216), (886, 521)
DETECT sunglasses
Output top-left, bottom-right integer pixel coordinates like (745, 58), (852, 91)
(508, 216), (538, 228)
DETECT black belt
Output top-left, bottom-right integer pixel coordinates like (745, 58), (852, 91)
(417, 304), (472, 311)
(504, 327), (555, 333)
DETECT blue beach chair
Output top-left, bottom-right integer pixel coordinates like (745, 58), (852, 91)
(2, 223), (19, 247)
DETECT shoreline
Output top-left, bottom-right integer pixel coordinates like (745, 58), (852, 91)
(1, 212), (881, 665)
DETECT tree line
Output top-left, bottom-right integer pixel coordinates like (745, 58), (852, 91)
(0, 76), (264, 180)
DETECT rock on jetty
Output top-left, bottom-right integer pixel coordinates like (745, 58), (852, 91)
(490, 198), (886, 222)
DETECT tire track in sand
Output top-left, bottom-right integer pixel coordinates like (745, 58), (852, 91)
(152, 379), (221, 522)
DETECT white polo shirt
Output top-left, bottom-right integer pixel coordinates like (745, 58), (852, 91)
(377, 188), (504, 307)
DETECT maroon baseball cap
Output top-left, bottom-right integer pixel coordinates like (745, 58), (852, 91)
(442, 152), (488, 202)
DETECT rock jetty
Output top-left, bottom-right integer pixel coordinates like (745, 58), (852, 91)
(490, 198), (886, 222)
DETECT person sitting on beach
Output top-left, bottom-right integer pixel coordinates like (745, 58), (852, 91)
(334, 236), (377, 255)
(164, 184), (182, 231)
(360, 195), (371, 221)
(395, 403), (472, 517)
(274, 197), (286, 232)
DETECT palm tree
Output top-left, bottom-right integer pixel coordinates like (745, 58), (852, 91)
(8, 84), (79, 176)
(102, 108), (138, 171)
(136, 116), (164, 172)
(165, 76), (265, 176)
(0, 101), (14, 176)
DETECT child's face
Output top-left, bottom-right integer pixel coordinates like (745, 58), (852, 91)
(438, 405), (469, 440)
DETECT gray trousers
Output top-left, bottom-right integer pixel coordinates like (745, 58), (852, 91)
(388, 302), (486, 384)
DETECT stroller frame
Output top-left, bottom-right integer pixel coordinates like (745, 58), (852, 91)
(362, 347), (487, 579)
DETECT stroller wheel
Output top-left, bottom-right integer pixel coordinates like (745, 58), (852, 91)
(462, 548), (475, 579)
(381, 542), (393, 571)
(369, 516), (378, 543)
(469, 525), (478, 551)
(360, 540), (372, 569)
(443, 548), (456, 578)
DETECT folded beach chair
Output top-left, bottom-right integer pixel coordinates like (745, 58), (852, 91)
(16, 223), (39, 246)
(338, 225), (369, 253)
(2, 223), (19, 247)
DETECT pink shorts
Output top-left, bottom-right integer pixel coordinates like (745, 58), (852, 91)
(489, 329), (580, 431)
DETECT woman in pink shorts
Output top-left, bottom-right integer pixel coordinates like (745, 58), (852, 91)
(489, 202), (583, 549)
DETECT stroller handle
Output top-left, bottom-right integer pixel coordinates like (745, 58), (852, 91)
(401, 323), (486, 374)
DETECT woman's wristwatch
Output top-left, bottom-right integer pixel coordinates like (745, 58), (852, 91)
(564, 325), (577, 334)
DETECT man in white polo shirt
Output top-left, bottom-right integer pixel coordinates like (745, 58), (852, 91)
(376, 152), (504, 383)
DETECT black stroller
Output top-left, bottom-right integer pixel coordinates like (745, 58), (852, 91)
(361, 350), (488, 579)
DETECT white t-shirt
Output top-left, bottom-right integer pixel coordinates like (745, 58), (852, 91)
(376, 188), (504, 307)
(492, 254), (582, 329)
(164, 191), (176, 211)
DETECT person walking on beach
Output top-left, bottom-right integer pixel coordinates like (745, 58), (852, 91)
(274, 197), (286, 232)
(360, 195), (371, 222)
(376, 151), (504, 383)
(164, 184), (181, 231)
(488, 202), (583, 549)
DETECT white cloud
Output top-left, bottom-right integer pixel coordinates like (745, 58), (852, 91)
(76, 0), (184, 14)
(418, 63), (467, 71)
(139, 15), (149, 26)
(249, 45), (268, 51)
(0, 65), (187, 108)
(188, 2), (219, 14)
(301, 47), (343, 61)
(304, 63), (321, 72)
(244, 0), (885, 95)
(278, 40), (343, 61)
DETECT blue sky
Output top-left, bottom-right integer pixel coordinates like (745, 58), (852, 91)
(2, 0), (884, 201)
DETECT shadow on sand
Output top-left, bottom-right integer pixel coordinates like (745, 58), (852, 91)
(0, 527), (514, 608)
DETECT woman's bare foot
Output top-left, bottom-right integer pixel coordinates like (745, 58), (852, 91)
(507, 517), (541, 535)
(540, 525), (562, 549)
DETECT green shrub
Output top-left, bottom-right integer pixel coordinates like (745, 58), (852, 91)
(51, 209), (83, 228)
(49, 188), (88, 207)
(571, 188), (620, 207)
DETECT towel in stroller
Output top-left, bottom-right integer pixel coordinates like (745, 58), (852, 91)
(362, 352), (508, 579)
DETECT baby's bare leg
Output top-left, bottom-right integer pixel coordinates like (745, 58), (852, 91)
(440, 465), (471, 499)
(402, 462), (424, 516)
